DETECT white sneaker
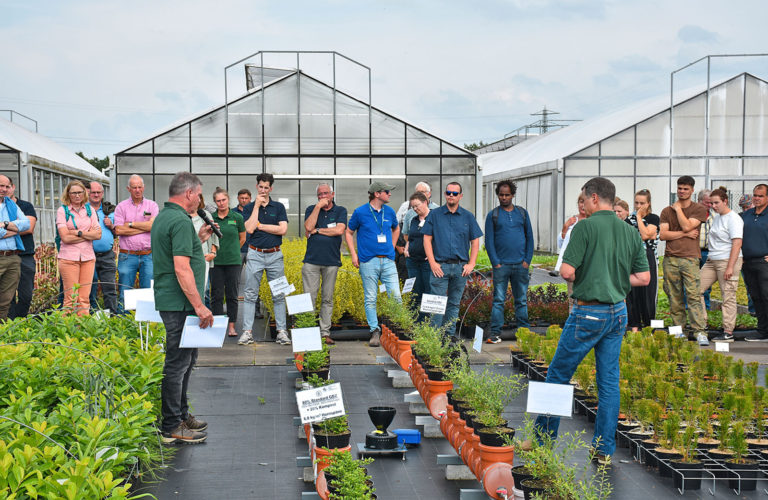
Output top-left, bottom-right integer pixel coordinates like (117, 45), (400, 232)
(276, 330), (291, 345)
(697, 333), (709, 346)
(238, 331), (254, 345)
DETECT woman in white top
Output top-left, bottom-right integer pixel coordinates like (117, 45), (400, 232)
(188, 195), (219, 298)
(555, 193), (586, 305)
(703, 187), (743, 342)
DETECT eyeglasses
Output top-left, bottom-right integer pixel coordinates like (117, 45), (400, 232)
(445, 191), (461, 197)
(70, 191), (85, 196)
(90, 191), (103, 194)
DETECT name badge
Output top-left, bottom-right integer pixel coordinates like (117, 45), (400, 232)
(143, 211), (152, 217)
(418, 220), (425, 228)
(377, 234), (387, 243)
(327, 222), (337, 228)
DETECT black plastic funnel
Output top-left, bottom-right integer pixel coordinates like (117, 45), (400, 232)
(368, 406), (396, 432)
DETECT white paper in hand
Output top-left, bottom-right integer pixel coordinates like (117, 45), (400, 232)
(420, 294), (448, 314)
(401, 277), (416, 294)
(650, 320), (665, 328)
(123, 288), (154, 311)
(473, 326), (483, 353)
(180, 315), (227, 348)
(285, 293), (314, 315)
(526, 381), (574, 417)
(135, 300), (163, 323)
(292, 327), (322, 353)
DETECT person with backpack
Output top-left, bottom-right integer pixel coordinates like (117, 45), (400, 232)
(484, 180), (534, 343)
(56, 180), (101, 316)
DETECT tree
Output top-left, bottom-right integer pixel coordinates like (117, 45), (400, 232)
(463, 141), (487, 152)
(76, 152), (110, 173)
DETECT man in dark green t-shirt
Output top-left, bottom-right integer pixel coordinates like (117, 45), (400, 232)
(152, 172), (214, 444)
(534, 177), (650, 466)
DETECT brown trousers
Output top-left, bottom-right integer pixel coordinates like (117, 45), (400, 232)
(0, 254), (20, 320)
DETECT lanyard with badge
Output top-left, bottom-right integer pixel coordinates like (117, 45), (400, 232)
(369, 204), (387, 243)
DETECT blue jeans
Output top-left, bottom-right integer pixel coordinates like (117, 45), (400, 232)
(405, 257), (431, 304)
(242, 248), (287, 333)
(490, 263), (530, 336)
(359, 257), (401, 332)
(429, 263), (468, 334)
(117, 252), (153, 313)
(535, 302), (627, 455)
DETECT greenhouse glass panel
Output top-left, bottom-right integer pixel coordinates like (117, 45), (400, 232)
(33, 169), (42, 206)
(634, 176), (671, 215)
(336, 157), (369, 175)
(228, 175), (258, 195)
(600, 159), (634, 176)
(123, 140), (153, 154)
(612, 177), (636, 206)
(744, 158), (768, 176)
(154, 124), (190, 154)
(406, 126), (440, 155)
(118, 155), (154, 174)
(0, 154), (16, 170)
(636, 159), (669, 176)
(196, 175), (228, 204)
(671, 158), (705, 176)
(43, 172), (52, 209)
(372, 157), (404, 175)
(442, 142), (469, 156)
(744, 76), (768, 155)
(442, 157), (475, 174)
(672, 95), (705, 156)
(229, 93), (263, 154)
(300, 157), (334, 175)
(600, 128), (634, 156)
(228, 157), (262, 175)
(266, 157), (299, 175)
(536, 174), (553, 249)
(564, 177), (593, 220)
(406, 157), (439, 174)
(563, 159), (599, 176)
(371, 109), (404, 154)
(636, 111), (670, 157)
(154, 156), (189, 174)
(299, 76), (334, 154)
(334, 178), (371, 218)
(154, 175), (174, 204)
(707, 76), (744, 156)
(265, 179), (298, 233)
(406, 176), (440, 200)
(335, 92), (370, 155)
(708, 158), (741, 177)
(524, 176), (538, 219)
(192, 109), (226, 155)
(192, 156), (225, 174)
(571, 144), (599, 157)
(263, 74), (298, 154)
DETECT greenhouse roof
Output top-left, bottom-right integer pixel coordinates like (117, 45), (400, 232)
(481, 73), (754, 176)
(0, 117), (108, 181)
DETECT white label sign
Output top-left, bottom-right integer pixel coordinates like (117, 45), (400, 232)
(420, 294), (448, 314)
(268, 276), (294, 297)
(296, 382), (345, 424)
(292, 327), (323, 353)
(715, 341), (730, 352)
(526, 381), (574, 418)
(401, 277), (416, 294)
(650, 320), (665, 328)
(473, 326), (483, 353)
(278, 197), (290, 210)
(123, 288), (154, 311)
(180, 315), (228, 348)
(379, 283), (387, 293)
(668, 325), (683, 337)
(286, 293), (314, 315)
(135, 300), (163, 323)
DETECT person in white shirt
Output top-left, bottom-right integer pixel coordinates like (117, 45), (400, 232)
(704, 187), (744, 343)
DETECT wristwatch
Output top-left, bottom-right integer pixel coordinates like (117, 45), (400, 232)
(129, 221), (133, 228)
(77, 230), (83, 238)
(3, 221), (8, 230)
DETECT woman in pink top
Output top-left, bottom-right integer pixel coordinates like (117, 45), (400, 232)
(57, 180), (101, 316)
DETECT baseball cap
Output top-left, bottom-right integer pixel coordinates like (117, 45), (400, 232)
(739, 194), (752, 208)
(368, 181), (396, 194)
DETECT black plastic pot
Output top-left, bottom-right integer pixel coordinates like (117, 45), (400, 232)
(706, 449), (734, 479)
(476, 426), (515, 447)
(426, 367), (445, 381)
(616, 421), (640, 449)
(640, 439), (660, 467)
(726, 459), (760, 491)
(655, 449), (682, 478)
(627, 429), (653, 458)
(519, 478), (551, 500)
(301, 368), (330, 381)
(670, 460), (703, 491)
(314, 430), (351, 449)
(510, 465), (533, 490)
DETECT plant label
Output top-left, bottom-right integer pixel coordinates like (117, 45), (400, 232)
(650, 320), (665, 328)
(135, 300), (162, 323)
(296, 382), (345, 424)
(668, 325), (683, 337)
(420, 294), (448, 314)
(379, 283), (387, 293)
(268, 276), (294, 297)
(180, 315), (228, 348)
(278, 197), (290, 210)
(123, 288), (154, 311)
(286, 293), (314, 315)
(526, 381), (574, 418)
(401, 277), (416, 294)
(292, 327), (322, 353)
(473, 326), (483, 353)
(715, 341), (729, 352)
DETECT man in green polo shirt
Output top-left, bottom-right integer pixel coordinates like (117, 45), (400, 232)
(533, 177), (650, 466)
(152, 171), (215, 444)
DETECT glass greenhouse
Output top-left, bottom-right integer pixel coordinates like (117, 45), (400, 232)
(481, 72), (768, 253)
(115, 55), (477, 237)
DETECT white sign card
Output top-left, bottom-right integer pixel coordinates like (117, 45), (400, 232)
(292, 327), (323, 353)
(285, 293), (314, 315)
(715, 342), (730, 352)
(379, 283), (387, 293)
(473, 326), (483, 353)
(268, 276), (295, 297)
(123, 288), (154, 311)
(150, 280), (154, 289)
(94, 310), (111, 320)
(278, 198), (290, 210)
(650, 320), (665, 328)
(296, 382), (345, 424)
(420, 294), (448, 314)
(179, 315), (228, 348)
(526, 381), (574, 418)
(668, 325), (683, 337)
(401, 277), (416, 294)
(135, 300), (163, 323)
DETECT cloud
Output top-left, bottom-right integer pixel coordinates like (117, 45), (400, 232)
(678, 25), (719, 44)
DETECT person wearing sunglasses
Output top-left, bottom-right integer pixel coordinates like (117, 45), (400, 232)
(346, 181), (401, 347)
(422, 182), (483, 334)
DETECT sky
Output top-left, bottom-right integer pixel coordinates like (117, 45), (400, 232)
(1, 0), (766, 158)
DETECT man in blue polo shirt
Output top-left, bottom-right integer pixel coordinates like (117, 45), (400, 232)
(346, 181), (401, 347)
(742, 183), (768, 342)
(423, 181), (483, 333)
(303, 183), (347, 345)
(239, 173), (290, 346)
(88, 181), (119, 314)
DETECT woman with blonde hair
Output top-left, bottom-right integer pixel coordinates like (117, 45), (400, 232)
(57, 180), (101, 315)
(625, 189), (660, 330)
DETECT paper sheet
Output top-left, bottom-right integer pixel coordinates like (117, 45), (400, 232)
(650, 319), (665, 328)
(473, 326), (483, 353)
(296, 383), (345, 424)
(668, 325), (683, 337)
(420, 294), (448, 314)
(292, 327), (322, 353)
(179, 315), (228, 348)
(286, 293), (314, 315)
(401, 277), (416, 294)
(135, 300), (163, 323)
(715, 342), (729, 352)
(123, 288), (154, 311)
(526, 381), (574, 417)
(268, 276), (294, 297)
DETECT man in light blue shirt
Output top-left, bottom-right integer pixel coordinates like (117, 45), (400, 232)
(88, 182), (119, 313)
(402, 181), (440, 237)
(0, 174), (30, 319)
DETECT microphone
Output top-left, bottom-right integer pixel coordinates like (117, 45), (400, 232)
(197, 209), (223, 238)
